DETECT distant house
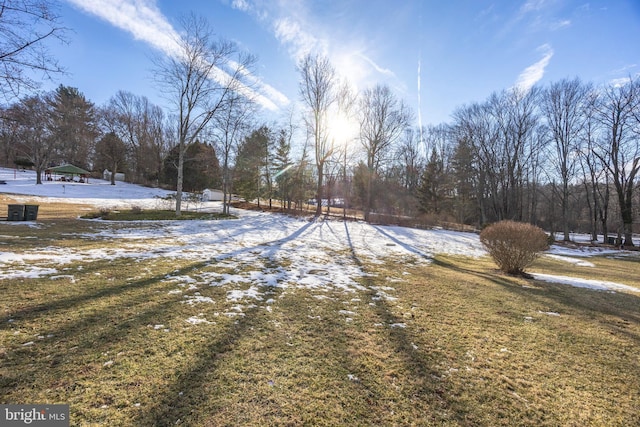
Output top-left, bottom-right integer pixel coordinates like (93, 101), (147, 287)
(202, 189), (224, 201)
(103, 169), (125, 182)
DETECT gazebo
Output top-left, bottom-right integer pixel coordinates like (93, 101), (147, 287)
(45, 164), (92, 183)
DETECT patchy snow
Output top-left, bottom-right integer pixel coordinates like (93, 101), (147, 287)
(544, 254), (596, 267)
(185, 316), (214, 325)
(390, 323), (407, 329)
(227, 286), (262, 302)
(530, 273), (639, 294)
(2, 167), (639, 301)
(182, 295), (215, 305)
(3, 266), (59, 280)
(548, 244), (618, 258)
(538, 311), (561, 317)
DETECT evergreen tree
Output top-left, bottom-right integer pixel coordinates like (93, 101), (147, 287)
(49, 85), (98, 169)
(417, 147), (447, 214)
(272, 128), (294, 209)
(234, 127), (269, 204)
(451, 137), (478, 224)
(163, 141), (221, 192)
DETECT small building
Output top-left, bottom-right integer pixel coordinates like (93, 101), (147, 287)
(103, 169), (125, 182)
(202, 189), (224, 201)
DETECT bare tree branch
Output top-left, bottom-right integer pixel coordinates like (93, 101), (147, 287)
(0, 0), (67, 101)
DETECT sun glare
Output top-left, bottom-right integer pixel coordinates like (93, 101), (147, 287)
(327, 109), (359, 144)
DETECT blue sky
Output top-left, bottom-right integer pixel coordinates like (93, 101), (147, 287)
(48, 0), (640, 127)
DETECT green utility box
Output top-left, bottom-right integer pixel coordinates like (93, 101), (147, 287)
(24, 205), (39, 220)
(7, 204), (25, 221)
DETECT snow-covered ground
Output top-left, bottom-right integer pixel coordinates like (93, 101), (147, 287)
(0, 167), (173, 209)
(1, 167), (639, 296)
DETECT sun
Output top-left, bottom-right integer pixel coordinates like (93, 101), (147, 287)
(326, 108), (359, 144)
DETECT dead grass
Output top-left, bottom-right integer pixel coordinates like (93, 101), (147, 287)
(1, 193), (98, 219)
(0, 218), (638, 426)
(81, 208), (235, 221)
(533, 253), (640, 288)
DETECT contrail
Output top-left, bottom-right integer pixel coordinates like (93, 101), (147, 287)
(417, 5), (424, 144)
(418, 56), (423, 143)
(64, 0), (288, 112)
(418, 2), (424, 145)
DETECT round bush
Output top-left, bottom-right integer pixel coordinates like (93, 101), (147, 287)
(480, 220), (549, 275)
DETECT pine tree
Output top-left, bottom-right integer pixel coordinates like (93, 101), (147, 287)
(272, 128), (294, 209)
(163, 141), (220, 192)
(234, 127), (270, 204)
(417, 147), (446, 214)
(49, 85), (98, 169)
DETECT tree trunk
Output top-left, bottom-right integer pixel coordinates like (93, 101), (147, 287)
(600, 180), (610, 243)
(562, 181), (570, 241)
(621, 191), (635, 246)
(110, 162), (117, 185)
(588, 184), (597, 242)
(315, 162), (323, 216)
(175, 142), (185, 216)
(222, 160), (230, 215)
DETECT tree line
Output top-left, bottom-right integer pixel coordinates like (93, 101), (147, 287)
(437, 78), (640, 246)
(1, 5), (639, 245)
(295, 66), (639, 246)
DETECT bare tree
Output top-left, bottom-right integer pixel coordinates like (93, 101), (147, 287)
(331, 83), (358, 219)
(593, 78), (640, 246)
(488, 87), (541, 222)
(261, 125), (276, 208)
(541, 78), (591, 241)
(11, 93), (54, 183)
(298, 54), (339, 216)
(0, 0), (66, 101)
(452, 102), (494, 225)
(357, 84), (412, 220)
(103, 91), (168, 184)
(212, 92), (254, 214)
(577, 89), (607, 242)
(0, 103), (20, 164)
(95, 132), (127, 185)
(154, 14), (256, 215)
(451, 88), (542, 226)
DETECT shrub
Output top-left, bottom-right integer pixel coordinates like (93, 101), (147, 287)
(480, 220), (549, 275)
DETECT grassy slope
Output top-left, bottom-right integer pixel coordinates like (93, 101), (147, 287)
(0, 206), (638, 426)
(1, 194), (97, 219)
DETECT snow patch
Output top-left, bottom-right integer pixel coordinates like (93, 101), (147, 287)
(186, 316), (214, 325)
(531, 273), (639, 293)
